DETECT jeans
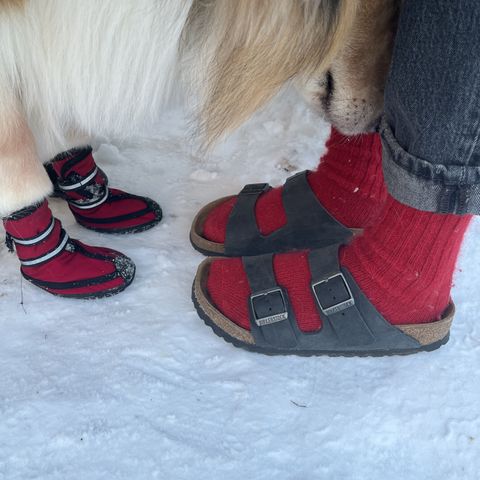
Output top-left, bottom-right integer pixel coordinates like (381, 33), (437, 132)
(381, 0), (480, 215)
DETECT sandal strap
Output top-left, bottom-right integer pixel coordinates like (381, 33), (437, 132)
(225, 171), (353, 256)
(308, 247), (375, 346)
(225, 183), (270, 255)
(243, 254), (297, 348)
(243, 246), (421, 353)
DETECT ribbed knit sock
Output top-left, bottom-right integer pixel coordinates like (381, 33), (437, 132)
(203, 127), (387, 243)
(206, 195), (471, 331)
(340, 195), (472, 325)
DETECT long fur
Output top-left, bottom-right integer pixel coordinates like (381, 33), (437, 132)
(184, 0), (358, 145)
(0, 1), (193, 159)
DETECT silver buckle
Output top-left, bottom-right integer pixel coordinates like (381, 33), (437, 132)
(311, 272), (355, 316)
(250, 287), (288, 327)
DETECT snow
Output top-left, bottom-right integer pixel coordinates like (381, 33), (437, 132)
(1, 89), (479, 480)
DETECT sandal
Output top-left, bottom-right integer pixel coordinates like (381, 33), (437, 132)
(192, 244), (454, 356)
(190, 171), (361, 257)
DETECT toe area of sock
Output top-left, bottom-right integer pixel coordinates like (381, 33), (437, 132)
(202, 197), (237, 243)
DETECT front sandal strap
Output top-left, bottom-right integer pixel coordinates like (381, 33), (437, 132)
(308, 248), (375, 347)
(243, 254), (298, 348)
(242, 246), (421, 353)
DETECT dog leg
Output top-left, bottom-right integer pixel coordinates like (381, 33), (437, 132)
(1, 105), (136, 298)
(0, 105), (52, 217)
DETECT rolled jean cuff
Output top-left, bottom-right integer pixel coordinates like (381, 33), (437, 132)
(380, 117), (480, 215)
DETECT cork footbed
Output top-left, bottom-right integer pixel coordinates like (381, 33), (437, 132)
(190, 195), (363, 257)
(193, 258), (455, 351)
(190, 196), (233, 255)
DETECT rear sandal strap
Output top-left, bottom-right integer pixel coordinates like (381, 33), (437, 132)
(242, 246), (423, 353)
(225, 171), (353, 256)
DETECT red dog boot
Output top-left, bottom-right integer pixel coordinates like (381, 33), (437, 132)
(45, 147), (162, 234)
(3, 200), (135, 298)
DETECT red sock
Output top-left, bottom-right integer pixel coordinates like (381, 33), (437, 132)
(203, 128), (387, 242)
(341, 195), (472, 325)
(207, 195), (471, 331)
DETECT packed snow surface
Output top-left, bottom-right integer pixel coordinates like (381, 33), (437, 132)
(1, 90), (479, 479)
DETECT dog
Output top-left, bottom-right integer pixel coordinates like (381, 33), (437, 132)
(296, 0), (400, 135)
(0, 0), (399, 297)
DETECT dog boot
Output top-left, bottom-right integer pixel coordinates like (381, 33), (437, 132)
(3, 200), (135, 298)
(46, 147), (162, 234)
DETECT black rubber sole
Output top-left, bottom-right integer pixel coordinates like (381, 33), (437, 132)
(23, 267), (136, 300)
(192, 284), (450, 357)
(75, 197), (163, 235)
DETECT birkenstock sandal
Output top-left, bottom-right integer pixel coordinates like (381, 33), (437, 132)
(190, 171), (361, 257)
(192, 244), (454, 356)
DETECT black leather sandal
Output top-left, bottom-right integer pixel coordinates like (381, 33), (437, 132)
(192, 244), (454, 356)
(190, 171), (361, 257)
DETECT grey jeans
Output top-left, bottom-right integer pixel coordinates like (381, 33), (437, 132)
(381, 0), (480, 215)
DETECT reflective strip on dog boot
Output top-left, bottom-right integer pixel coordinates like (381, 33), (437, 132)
(3, 199), (136, 299)
(68, 186), (110, 210)
(18, 230), (70, 266)
(221, 171), (354, 256)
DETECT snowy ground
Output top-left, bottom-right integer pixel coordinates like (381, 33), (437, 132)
(1, 90), (479, 480)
